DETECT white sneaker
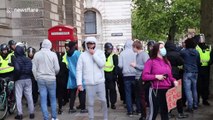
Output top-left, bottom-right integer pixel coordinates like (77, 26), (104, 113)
(51, 118), (59, 120)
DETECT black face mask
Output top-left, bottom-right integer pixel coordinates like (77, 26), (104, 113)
(199, 43), (206, 49)
(1, 53), (8, 59)
(67, 48), (75, 57)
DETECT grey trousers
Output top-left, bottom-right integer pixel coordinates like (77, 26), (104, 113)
(15, 79), (34, 115)
(86, 82), (108, 120)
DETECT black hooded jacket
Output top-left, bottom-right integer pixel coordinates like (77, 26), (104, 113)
(13, 46), (32, 81)
(165, 41), (184, 79)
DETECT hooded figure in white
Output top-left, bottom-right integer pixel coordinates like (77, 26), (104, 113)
(32, 39), (60, 81)
(76, 37), (108, 120)
(32, 39), (60, 120)
(77, 37), (106, 86)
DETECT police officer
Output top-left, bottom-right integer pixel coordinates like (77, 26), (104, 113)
(8, 40), (16, 53)
(0, 43), (14, 79)
(104, 42), (118, 109)
(196, 34), (212, 106)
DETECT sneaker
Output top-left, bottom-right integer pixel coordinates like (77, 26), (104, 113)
(185, 108), (193, 113)
(178, 113), (189, 119)
(69, 109), (77, 113)
(15, 115), (23, 120)
(193, 106), (198, 110)
(111, 105), (116, 109)
(80, 109), (88, 113)
(203, 101), (211, 106)
(133, 111), (141, 116)
(127, 112), (133, 117)
(168, 113), (175, 119)
(51, 118), (59, 120)
(58, 109), (63, 114)
(29, 114), (35, 119)
(76, 105), (81, 110)
(139, 117), (146, 120)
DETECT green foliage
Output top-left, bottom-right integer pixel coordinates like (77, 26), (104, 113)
(132, 0), (201, 41)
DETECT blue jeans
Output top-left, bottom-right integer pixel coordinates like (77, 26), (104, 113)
(183, 73), (198, 109)
(123, 76), (141, 113)
(37, 80), (57, 120)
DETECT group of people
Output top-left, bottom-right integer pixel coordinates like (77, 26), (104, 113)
(0, 33), (212, 120)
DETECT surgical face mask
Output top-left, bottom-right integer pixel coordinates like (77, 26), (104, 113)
(160, 47), (167, 56)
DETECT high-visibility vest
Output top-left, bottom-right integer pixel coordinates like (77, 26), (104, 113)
(104, 54), (114, 72)
(0, 53), (14, 74)
(62, 52), (68, 68)
(196, 45), (211, 66)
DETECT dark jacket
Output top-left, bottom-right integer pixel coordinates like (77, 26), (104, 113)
(13, 46), (32, 81)
(56, 52), (68, 86)
(209, 50), (213, 66)
(165, 42), (184, 79)
(180, 48), (200, 73)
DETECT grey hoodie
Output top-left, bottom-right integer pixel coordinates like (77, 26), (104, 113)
(76, 37), (106, 86)
(32, 39), (60, 81)
(118, 40), (137, 77)
(135, 51), (149, 79)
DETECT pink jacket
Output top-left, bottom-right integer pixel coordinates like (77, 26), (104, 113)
(142, 58), (176, 89)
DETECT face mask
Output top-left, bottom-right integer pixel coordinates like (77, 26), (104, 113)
(160, 47), (167, 56)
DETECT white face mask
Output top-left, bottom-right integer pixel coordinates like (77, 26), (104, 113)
(160, 47), (167, 56)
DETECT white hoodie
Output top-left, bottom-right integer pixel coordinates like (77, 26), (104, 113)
(32, 39), (60, 81)
(76, 37), (106, 86)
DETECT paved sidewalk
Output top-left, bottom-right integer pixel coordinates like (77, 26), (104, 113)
(6, 97), (213, 120)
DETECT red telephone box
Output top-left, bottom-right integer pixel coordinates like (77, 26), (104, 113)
(48, 25), (78, 52)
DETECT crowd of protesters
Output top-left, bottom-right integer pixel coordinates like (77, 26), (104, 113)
(0, 33), (212, 120)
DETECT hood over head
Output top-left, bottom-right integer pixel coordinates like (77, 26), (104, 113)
(42, 39), (52, 49)
(15, 46), (25, 57)
(68, 41), (76, 49)
(165, 41), (177, 51)
(66, 41), (77, 57)
(84, 37), (97, 51)
(124, 39), (133, 49)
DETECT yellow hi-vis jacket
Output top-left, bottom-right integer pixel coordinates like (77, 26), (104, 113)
(196, 45), (211, 66)
(0, 53), (14, 73)
(62, 52), (68, 68)
(104, 54), (114, 72)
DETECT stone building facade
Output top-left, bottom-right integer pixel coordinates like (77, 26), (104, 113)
(0, 0), (84, 50)
(84, 0), (132, 49)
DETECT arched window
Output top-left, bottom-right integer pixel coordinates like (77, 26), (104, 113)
(84, 11), (97, 34)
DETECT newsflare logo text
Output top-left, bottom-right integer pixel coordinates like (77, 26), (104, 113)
(7, 8), (39, 13)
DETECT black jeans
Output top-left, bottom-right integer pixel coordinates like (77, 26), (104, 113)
(117, 70), (125, 102)
(197, 66), (210, 102)
(69, 88), (86, 110)
(78, 90), (86, 110)
(148, 88), (169, 120)
(69, 88), (77, 109)
(57, 80), (68, 109)
(32, 78), (38, 104)
(105, 72), (117, 107)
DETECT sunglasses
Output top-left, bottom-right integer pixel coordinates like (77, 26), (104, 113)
(88, 47), (95, 49)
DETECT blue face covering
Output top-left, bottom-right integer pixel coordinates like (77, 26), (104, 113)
(160, 47), (167, 56)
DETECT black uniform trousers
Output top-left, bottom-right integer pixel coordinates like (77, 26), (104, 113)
(105, 72), (117, 107)
(197, 66), (210, 102)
